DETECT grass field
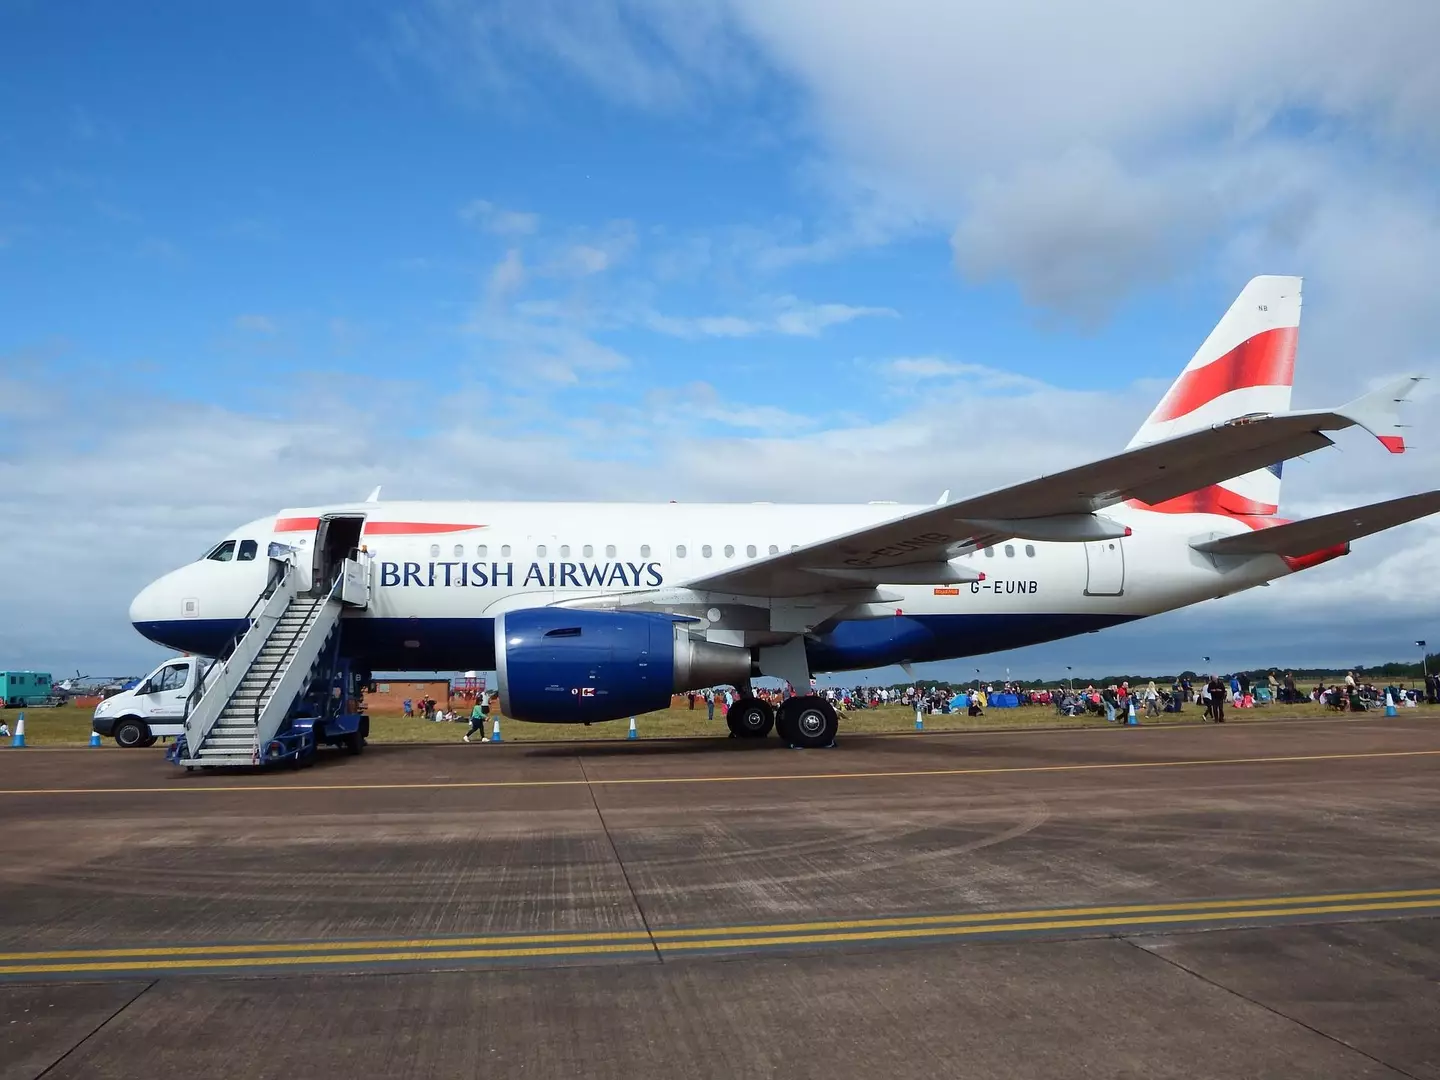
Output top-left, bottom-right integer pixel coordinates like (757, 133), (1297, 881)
(0, 697), (1420, 748)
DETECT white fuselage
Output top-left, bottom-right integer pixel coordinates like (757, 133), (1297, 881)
(129, 499), (1300, 676)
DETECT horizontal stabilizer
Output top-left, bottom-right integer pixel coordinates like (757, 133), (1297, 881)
(1192, 490), (1440, 557)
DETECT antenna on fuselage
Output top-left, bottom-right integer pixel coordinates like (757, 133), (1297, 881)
(365, 486), (382, 503)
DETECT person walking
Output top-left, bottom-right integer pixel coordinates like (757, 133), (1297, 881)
(463, 694), (489, 743)
(1144, 680), (1160, 718)
(704, 688), (715, 721)
(1208, 674), (1228, 723)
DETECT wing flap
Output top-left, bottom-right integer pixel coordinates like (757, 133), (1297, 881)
(1193, 491), (1440, 557)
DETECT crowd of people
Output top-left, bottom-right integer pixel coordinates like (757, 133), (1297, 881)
(680, 668), (1439, 726)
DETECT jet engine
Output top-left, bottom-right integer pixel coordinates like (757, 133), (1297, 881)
(494, 608), (753, 723)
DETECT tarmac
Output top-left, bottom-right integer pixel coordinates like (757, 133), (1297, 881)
(2, 712), (1440, 1079)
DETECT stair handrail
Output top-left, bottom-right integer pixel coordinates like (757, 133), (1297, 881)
(180, 561), (299, 759)
(250, 572), (344, 730)
(184, 560), (292, 721)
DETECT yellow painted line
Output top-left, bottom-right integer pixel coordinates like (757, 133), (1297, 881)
(2, 748), (1440, 798)
(4, 896), (1439, 977)
(649, 887), (1440, 939)
(0, 941), (659, 976)
(2, 888), (1434, 962)
(659, 898), (1440, 953)
(0, 930), (654, 962)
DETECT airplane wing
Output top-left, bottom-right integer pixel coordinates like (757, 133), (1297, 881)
(676, 377), (1423, 598)
(1192, 490), (1440, 557)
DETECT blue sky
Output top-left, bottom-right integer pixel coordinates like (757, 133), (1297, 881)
(3, 0), (1439, 680)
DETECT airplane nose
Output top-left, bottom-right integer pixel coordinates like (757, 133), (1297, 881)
(129, 576), (174, 642)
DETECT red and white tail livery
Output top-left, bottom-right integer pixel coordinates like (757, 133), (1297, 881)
(1128, 275), (1302, 518)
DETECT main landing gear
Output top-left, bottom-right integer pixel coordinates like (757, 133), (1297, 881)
(775, 695), (838, 749)
(725, 694), (838, 748)
(727, 696), (774, 738)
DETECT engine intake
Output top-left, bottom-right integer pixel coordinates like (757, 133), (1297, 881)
(495, 609), (753, 723)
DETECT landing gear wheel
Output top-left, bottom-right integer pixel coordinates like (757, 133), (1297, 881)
(113, 718), (149, 748)
(726, 697), (774, 738)
(775, 696), (838, 749)
(344, 730), (364, 755)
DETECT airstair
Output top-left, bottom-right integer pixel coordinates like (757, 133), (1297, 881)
(176, 555), (370, 768)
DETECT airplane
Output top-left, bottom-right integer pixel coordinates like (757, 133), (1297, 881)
(128, 276), (1440, 749)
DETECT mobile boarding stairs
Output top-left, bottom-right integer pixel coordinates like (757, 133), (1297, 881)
(173, 555), (371, 769)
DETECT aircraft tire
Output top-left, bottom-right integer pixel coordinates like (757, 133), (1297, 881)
(726, 697), (774, 738)
(776, 696), (837, 749)
(345, 730), (364, 755)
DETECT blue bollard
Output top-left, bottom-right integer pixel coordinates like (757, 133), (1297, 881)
(11, 713), (25, 748)
(1384, 692), (1398, 717)
(490, 717), (503, 743)
(89, 730), (102, 747)
(914, 708), (924, 731)
(627, 717), (638, 739)
(1127, 699), (1139, 725)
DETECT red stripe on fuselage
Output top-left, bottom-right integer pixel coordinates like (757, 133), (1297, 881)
(274, 516), (321, 532)
(362, 522), (486, 535)
(1151, 326), (1297, 423)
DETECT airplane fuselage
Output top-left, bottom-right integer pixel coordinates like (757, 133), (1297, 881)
(130, 499), (1301, 676)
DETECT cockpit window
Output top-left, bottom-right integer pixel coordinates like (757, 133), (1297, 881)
(237, 540), (258, 562)
(205, 541), (236, 562)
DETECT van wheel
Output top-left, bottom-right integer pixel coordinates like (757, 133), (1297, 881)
(114, 718), (149, 748)
(140, 735), (158, 748)
(345, 731), (364, 755)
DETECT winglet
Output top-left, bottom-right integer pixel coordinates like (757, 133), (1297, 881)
(1340, 376), (1424, 454)
(365, 486), (383, 503)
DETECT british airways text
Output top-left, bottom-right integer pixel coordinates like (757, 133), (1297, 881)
(379, 561), (664, 589)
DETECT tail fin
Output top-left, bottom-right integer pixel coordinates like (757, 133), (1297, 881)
(1129, 275), (1302, 517)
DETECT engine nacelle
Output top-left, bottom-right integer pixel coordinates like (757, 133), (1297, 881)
(495, 609), (753, 723)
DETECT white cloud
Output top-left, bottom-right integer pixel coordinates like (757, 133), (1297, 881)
(644, 296), (895, 338)
(883, 357), (1048, 392)
(234, 314), (279, 334)
(459, 198), (539, 236)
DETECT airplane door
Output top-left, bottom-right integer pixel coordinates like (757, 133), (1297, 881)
(1084, 539), (1125, 596)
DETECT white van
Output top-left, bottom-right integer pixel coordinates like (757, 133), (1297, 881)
(92, 656), (213, 748)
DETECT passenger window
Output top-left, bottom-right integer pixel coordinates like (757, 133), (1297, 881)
(582, 545), (593, 558)
(206, 541), (236, 562)
(639, 545), (650, 558)
(984, 547), (994, 557)
(453, 544), (464, 558)
(606, 544), (617, 558)
(724, 545), (735, 558)
(537, 544), (547, 558)
(429, 544), (440, 558)
(237, 540), (258, 562)
(1025, 544), (1036, 557)
(769, 545), (779, 555)
(676, 545), (687, 558)
(501, 544), (511, 557)
(478, 544), (488, 558)
(702, 545), (713, 558)
(560, 544), (571, 558)
(747, 545), (757, 558)
(1004, 544), (1015, 558)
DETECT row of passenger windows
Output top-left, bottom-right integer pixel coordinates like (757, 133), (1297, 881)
(205, 540), (258, 562)
(982, 544), (1038, 558)
(428, 543), (792, 560)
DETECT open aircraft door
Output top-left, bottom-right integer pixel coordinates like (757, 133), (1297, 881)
(1083, 538), (1125, 596)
